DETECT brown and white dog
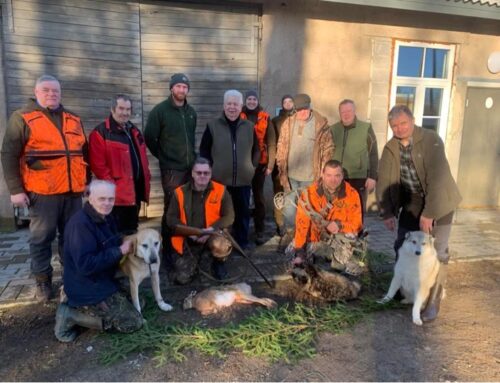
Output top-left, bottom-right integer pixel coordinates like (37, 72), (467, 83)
(183, 283), (276, 316)
(378, 231), (441, 325)
(120, 228), (173, 314)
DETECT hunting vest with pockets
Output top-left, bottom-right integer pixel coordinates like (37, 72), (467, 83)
(21, 110), (87, 194)
(171, 181), (225, 254)
(331, 120), (371, 179)
(241, 110), (269, 164)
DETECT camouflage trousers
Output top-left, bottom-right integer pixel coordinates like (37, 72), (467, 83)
(76, 291), (143, 333)
(309, 233), (367, 276)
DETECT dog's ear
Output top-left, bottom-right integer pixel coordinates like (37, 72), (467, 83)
(405, 232), (412, 240)
(128, 237), (137, 256)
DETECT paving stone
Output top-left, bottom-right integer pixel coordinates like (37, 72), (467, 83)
(9, 278), (36, 287)
(17, 285), (37, 301)
(0, 285), (22, 301)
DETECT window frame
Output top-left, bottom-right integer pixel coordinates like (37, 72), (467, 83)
(389, 40), (456, 142)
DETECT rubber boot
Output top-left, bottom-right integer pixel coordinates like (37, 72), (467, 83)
(421, 264), (447, 322)
(54, 303), (103, 343)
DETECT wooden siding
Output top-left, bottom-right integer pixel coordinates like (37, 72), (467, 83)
(140, 2), (260, 217)
(1, 0), (260, 218)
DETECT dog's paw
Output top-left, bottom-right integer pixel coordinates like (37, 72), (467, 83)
(377, 296), (391, 304)
(158, 301), (173, 312)
(413, 317), (423, 326)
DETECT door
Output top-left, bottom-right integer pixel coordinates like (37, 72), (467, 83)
(140, 2), (261, 217)
(457, 87), (500, 208)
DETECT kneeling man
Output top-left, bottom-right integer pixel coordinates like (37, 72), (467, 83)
(292, 160), (364, 275)
(54, 180), (143, 342)
(167, 157), (235, 284)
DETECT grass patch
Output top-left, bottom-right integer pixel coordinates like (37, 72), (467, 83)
(99, 255), (403, 367)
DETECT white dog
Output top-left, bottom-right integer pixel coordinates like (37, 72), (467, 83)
(378, 231), (441, 325)
(120, 228), (173, 314)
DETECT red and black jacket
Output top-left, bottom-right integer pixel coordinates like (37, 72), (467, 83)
(89, 116), (151, 206)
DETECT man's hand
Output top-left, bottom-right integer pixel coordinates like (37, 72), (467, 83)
(365, 178), (376, 193)
(120, 239), (133, 255)
(383, 217), (396, 231)
(196, 235), (210, 244)
(326, 221), (340, 234)
(11, 193), (30, 208)
(419, 215), (434, 234)
(265, 168), (272, 176)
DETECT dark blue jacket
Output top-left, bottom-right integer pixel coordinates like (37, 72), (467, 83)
(63, 202), (122, 307)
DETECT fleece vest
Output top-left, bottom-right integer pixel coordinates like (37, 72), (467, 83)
(331, 120), (371, 179)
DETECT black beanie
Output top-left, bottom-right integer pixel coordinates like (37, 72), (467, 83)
(281, 94), (294, 105)
(245, 90), (258, 100)
(170, 73), (190, 90)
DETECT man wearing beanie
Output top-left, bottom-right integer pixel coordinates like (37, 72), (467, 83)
(240, 90), (275, 245)
(271, 95), (295, 236)
(144, 73), (197, 271)
(276, 93), (334, 250)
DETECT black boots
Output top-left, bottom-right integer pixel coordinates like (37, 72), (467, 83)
(35, 274), (53, 303)
(54, 303), (103, 343)
(421, 264), (447, 322)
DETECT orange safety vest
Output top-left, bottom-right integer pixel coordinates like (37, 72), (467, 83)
(21, 110), (87, 195)
(171, 181), (226, 254)
(294, 181), (362, 249)
(240, 110), (269, 164)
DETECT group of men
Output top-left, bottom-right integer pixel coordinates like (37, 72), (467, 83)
(0, 72), (461, 342)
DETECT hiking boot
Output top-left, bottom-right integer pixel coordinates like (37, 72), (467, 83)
(422, 264), (447, 322)
(54, 303), (103, 343)
(35, 275), (53, 303)
(255, 232), (266, 246)
(212, 260), (229, 281)
(278, 230), (293, 253)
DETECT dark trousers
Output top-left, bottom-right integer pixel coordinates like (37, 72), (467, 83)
(394, 190), (454, 263)
(111, 205), (140, 235)
(160, 169), (191, 269)
(227, 185), (251, 249)
(251, 164), (267, 233)
(271, 165), (284, 230)
(346, 178), (367, 222)
(28, 193), (82, 278)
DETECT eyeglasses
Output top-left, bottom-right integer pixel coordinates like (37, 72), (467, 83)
(194, 171), (211, 176)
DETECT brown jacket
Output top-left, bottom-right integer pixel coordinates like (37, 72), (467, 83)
(276, 110), (335, 192)
(376, 126), (462, 220)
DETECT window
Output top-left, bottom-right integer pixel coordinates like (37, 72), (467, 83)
(390, 41), (455, 141)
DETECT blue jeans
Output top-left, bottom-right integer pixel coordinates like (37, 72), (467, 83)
(283, 178), (313, 231)
(29, 193), (82, 278)
(227, 185), (251, 249)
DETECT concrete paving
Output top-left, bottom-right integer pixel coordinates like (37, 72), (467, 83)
(0, 209), (498, 306)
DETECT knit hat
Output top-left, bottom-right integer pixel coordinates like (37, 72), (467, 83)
(245, 90), (258, 100)
(170, 73), (190, 90)
(281, 94), (293, 105)
(294, 93), (311, 110)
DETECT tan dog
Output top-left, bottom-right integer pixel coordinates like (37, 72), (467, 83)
(183, 283), (276, 315)
(120, 228), (173, 314)
(378, 231), (441, 325)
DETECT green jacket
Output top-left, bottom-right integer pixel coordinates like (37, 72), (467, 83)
(331, 118), (378, 180)
(144, 96), (197, 171)
(376, 126), (462, 220)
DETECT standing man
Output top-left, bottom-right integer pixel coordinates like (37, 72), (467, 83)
(276, 93), (334, 249)
(271, 95), (294, 237)
(167, 157), (234, 284)
(240, 90), (275, 245)
(199, 90), (260, 249)
(1, 75), (88, 302)
(331, 99), (378, 218)
(55, 180), (143, 343)
(89, 95), (150, 235)
(144, 73), (197, 268)
(377, 105), (462, 322)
